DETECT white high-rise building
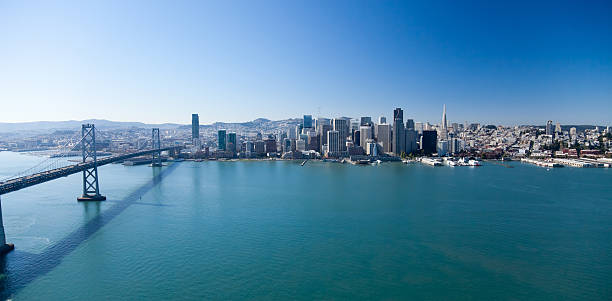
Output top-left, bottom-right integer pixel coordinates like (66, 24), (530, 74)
(360, 125), (373, 152)
(440, 104), (448, 140)
(437, 140), (449, 156)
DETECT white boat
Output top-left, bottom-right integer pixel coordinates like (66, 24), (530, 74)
(468, 159), (481, 166)
(421, 158), (443, 166)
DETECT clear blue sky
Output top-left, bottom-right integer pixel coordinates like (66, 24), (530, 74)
(1, 0), (610, 125)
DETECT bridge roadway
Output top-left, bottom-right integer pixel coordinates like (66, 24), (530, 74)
(0, 147), (182, 195)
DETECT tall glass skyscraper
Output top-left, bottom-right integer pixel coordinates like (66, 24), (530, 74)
(303, 115), (313, 129)
(218, 129), (227, 151)
(227, 132), (237, 153)
(192, 114), (199, 140)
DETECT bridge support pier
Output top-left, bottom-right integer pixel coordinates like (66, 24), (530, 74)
(77, 124), (106, 202)
(0, 196), (15, 255)
(151, 128), (162, 167)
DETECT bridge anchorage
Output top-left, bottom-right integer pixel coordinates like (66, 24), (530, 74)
(151, 128), (162, 167)
(77, 124), (106, 202)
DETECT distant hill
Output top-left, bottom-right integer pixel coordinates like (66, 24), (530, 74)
(0, 119), (183, 133)
(0, 118), (302, 134)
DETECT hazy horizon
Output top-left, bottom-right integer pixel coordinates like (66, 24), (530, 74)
(1, 1), (611, 125)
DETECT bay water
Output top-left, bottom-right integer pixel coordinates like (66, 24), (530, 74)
(0, 151), (611, 300)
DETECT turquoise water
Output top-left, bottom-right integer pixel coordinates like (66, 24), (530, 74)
(0, 151), (611, 300)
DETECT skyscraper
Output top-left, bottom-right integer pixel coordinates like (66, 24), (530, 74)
(379, 116), (386, 124)
(360, 117), (372, 126)
(360, 125), (372, 152)
(217, 129), (227, 151)
(405, 128), (417, 154)
(546, 120), (554, 136)
(192, 114), (199, 139)
(327, 130), (340, 154)
(319, 124), (332, 148)
(376, 123), (391, 153)
(440, 104), (448, 140)
(303, 115), (313, 129)
(393, 108), (405, 155)
(421, 130), (437, 155)
(332, 118), (348, 151)
(315, 117), (330, 131)
(227, 132), (237, 153)
(406, 119), (414, 130)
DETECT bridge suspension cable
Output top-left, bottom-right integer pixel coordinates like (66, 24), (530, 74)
(0, 131), (87, 182)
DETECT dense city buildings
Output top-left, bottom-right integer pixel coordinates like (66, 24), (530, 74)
(1, 107), (610, 163)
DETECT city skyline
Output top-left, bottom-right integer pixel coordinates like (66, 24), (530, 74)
(1, 1), (611, 125)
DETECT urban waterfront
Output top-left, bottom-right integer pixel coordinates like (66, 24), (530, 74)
(0, 152), (610, 300)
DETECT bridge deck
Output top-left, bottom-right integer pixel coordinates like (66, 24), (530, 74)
(0, 147), (181, 195)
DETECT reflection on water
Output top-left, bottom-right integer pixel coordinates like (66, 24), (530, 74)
(0, 163), (178, 299)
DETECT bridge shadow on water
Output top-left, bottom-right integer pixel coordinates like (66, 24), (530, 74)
(0, 163), (180, 299)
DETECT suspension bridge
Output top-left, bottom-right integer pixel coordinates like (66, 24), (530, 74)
(0, 124), (183, 254)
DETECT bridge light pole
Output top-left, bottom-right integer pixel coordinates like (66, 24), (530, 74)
(151, 128), (162, 167)
(77, 124), (106, 202)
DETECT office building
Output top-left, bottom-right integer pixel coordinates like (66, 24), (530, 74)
(421, 130), (437, 155)
(570, 127), (577, 136)
(327, 130), (340, 154)
(315, 117), (330, 131)
(332, 118), (348, 151)
(415, 122), (424, 134)
(366, 140), (377, 156)
(254, 140), (265, 155)
(360, 117), (372, 126)
(437, 140), (449, 156)
(217, 129), (227, 151)
(379, 116), (386, 124)
(264, 138), (277, 154)
(546, 120), (554, 136)
(245, 141), (254, 156)
(303, 115), (313, 129)
(319, 124), (332, 148)
(405, 129), (417, 154)
(360, 125), (372, 152)
(191, 113), (199, 140)
(353, 130), (360, 147)
(406, 119), (414, 130)
(440, 104), (448, 140)
(227, 132), (237, 153)
(393, 108), (405, 155)
(376, 123), (391, 153)
(282, 138), (291, 153)
(296, 139), (306, 151)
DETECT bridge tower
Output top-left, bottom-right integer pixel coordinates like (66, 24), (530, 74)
(77, 124), (106, 202)
(151, 128), (162, 167)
